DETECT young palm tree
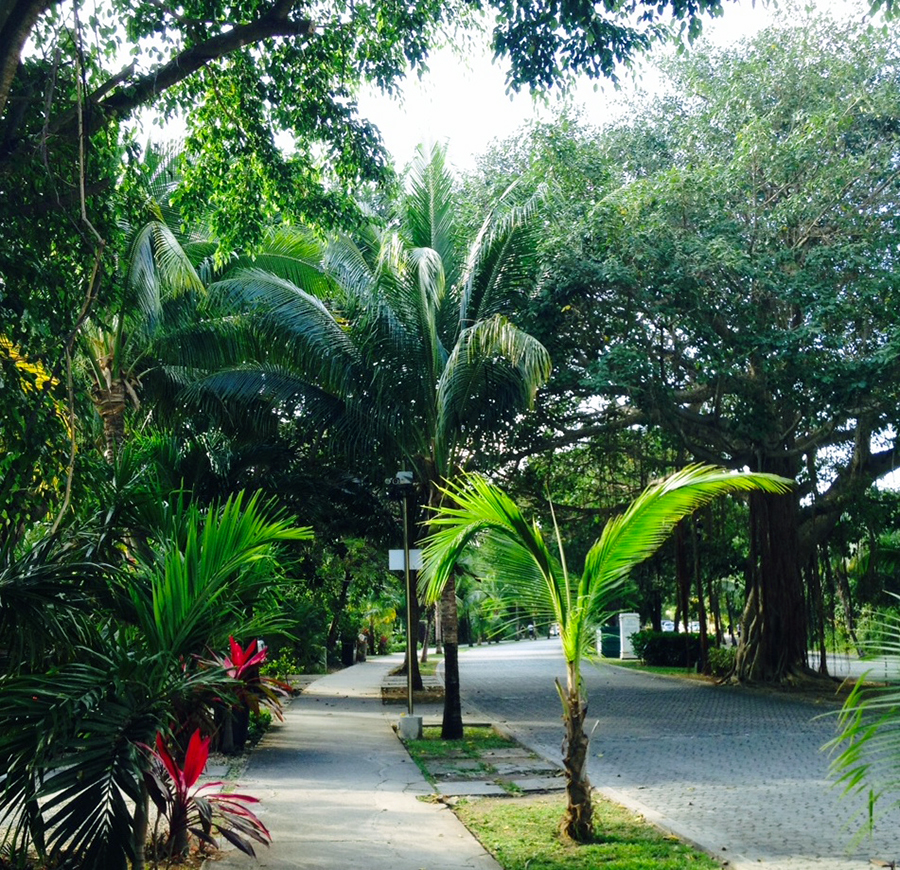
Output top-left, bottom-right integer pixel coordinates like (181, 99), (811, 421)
(421, 464), (792, 841)
(187, 143), (551, 738)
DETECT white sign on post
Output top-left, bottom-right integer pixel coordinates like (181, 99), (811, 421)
(388, 549), (423, 571)
(618, 612), (641, 660)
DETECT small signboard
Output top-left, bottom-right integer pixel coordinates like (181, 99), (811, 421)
(388, 549), (423, 571)
(618, 612), (641, 659)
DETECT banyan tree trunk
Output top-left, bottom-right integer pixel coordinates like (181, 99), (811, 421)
(734, 471), (808, 682)
(558, 662), (593, 843)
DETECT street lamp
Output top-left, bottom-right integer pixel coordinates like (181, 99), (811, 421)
(387, 471), (420, 731)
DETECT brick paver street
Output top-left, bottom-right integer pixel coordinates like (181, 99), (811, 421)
(458, 639), (898, 870)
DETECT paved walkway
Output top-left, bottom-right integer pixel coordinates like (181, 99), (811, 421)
(209, 655), (498, 870)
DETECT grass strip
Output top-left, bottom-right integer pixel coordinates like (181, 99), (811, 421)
(401, 726), (720, 870)
(455, 794), (721, 870)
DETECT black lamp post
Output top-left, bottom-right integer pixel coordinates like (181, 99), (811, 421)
(388, 471), (416, 715)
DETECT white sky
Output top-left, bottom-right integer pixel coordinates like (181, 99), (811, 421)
(356, 0), (868, 173)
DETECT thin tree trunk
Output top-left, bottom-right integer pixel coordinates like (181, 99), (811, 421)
(692, 516), (709, 674)
(440, 574), (463, 739)
(832, 557), (862, 656)
(434, 601), (443, 654)
(420, 608), (431, 664)
(396, 588), (424, 690)
(132, 778), (149, 870)
(807, 549), (828, 675)
(326, 567), (352, 655)
(558, 661), (593, 842)
(674, 520), (691, 633)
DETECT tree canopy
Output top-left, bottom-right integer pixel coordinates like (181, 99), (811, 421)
(463, 11), (900, 680)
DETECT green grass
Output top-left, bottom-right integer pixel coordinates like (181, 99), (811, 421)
(400, 726), (719, 869)
(418, 654), (443, 677)
(455, 795), (721, 870)
(597, 659), (710, 679)
(405, 725), (517, 759)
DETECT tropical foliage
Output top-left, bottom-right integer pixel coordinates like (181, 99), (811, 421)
(184, 143), (551, 738)
(0, 484), (310, 868)
(145, 729), (271, 861)
(827, 603), (900, 836)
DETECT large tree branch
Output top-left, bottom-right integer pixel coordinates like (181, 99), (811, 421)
(0, 0), (59, 119)
(798, 445), (899, 557)
(11, 0), (314, 149)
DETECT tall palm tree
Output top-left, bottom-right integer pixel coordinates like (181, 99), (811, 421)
(191, 143), (552, 737)
(421, 465), (792, 841)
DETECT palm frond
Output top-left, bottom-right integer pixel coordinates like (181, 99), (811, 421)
(126, 491), (312, 657)
(435, 315), (551, 473)
(420, 474), (557, 605)
(224, 226), (334, 298)
(209, 268), (363, 393)
(0, 533), (103, 670)
(583, 465), (793, 614)
(403, 143), (460, 285)
(126, 221), (205, 328)
(458, 183), (544, 325)
(826, 603), (900, 832)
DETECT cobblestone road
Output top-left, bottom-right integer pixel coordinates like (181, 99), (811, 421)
(458, 639), (897, 870)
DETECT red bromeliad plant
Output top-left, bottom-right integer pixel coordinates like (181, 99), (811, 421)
(208, 636), (292, 752)
(144, 729), (271, 860)
(218, 636), (291, 716)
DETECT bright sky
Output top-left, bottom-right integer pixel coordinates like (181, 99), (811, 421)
(356, 0), (868, 173)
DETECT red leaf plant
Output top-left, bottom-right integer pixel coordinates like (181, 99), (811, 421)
(213, 636), (292, 717)
(144, 728), (271, 860)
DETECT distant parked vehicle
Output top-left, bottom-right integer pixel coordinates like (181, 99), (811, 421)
(661, 620), (675, 632)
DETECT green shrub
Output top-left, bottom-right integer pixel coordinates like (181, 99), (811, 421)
(261, 646), (301, 679)
(248, 709), (273, 746)
(707, 645), (736, 677)
(631, 630), (705, 667)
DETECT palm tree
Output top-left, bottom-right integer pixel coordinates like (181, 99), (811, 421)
(421, 464), (792, 841)
(81, 213), (209, 461)
(191, 143), (552, 737)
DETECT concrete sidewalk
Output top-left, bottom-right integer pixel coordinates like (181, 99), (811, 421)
(209, 655), (500, 870)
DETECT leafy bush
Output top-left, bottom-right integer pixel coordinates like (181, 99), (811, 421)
(260, 646), (301, 679)
(248, 710), (273, 746)
(707, 645), (736, 677)
(630, 630), (705, 668)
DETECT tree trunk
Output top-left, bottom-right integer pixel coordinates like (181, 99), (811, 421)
(420, 608), (431, 664)
(434, 600), (443, 655)
(734, 463), (809, 682)
(395, 587), (424, 691)
(806, 550), (828, 675)
(692, 516), (709, 674)
(558, 661), (593, 843)
(440, 574), (464, 739)
(830, 554), (861, 656)
(325, 567), (353, 657)
(674, 521), (691, 633)
(132, 778), (149, 870)
(91, 378), (127, 462)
